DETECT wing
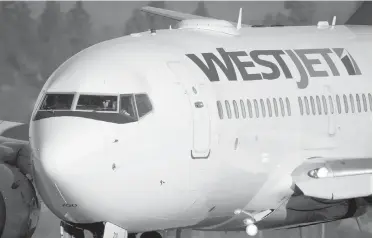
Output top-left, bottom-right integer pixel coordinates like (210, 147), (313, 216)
(0, 120), (29, 167)
(140, 6), (249, 28)
(292, 157), (372, 200)
(0, 120), (40, 238)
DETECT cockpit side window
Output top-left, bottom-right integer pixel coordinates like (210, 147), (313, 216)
(135, 94), (153, 118)
(120, 95), (137, 119)
(76, 95), (118, 112)
(40, 94), (74, 110)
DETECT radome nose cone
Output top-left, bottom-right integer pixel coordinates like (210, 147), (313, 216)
(30, 118), (116, 224)
(31, 118), (111, 177)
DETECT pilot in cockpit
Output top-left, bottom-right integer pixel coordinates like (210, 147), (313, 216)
(102, 100), (110, 109)
(102, 98), (118, 111)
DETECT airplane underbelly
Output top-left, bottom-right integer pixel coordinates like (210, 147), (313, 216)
(188, 149), (273, 230)
(191, 118), (302, 230)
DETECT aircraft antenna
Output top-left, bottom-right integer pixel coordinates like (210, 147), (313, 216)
(331, 16), (336, 29)
(237, 8), (242, 30)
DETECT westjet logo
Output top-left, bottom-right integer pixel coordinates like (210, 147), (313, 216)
(186, 48), (362, 89)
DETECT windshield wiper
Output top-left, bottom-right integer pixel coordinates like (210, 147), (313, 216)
(43, 107), (55, 114)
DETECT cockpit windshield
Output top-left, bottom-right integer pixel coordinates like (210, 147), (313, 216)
(39, 94), (74, 110)
(76, 95), (118, 112)
(35, 92), (153, 123)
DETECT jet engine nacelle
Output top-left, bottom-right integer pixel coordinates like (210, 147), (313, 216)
(0, 163), (40, 238)
(0, 122), (40, 238)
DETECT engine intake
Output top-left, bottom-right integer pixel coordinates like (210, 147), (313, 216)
(0, 163), (40, 238)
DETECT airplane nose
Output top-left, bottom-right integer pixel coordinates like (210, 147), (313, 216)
(30, 118), (116, 222)
(31, 118), (111, 178)
(36, 140), (72, 178)
(33, 127), (78, 177)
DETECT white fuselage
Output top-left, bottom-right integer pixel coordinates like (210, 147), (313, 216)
(29, 25), (371, 232)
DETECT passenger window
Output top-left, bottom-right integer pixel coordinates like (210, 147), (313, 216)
(135, 94), (153, 118)
(322, 96), (328, 115)
(247, 100), (253, 118)
(225, 100), (232, 119)
(356, 94), (361, 112)
(304, 97), (310, 115)
(260, 99), (266, 118)
(285, 97), (291, 116)
(349, 94), (355, 113)
(120, 95), (137, 118)
(253, 99), (259, 118)
(217, 101), (224, 119)
(310, 96), (316, 115)
(279, 98), (285, 117)
(336, 95), (341, 114)
(40, 93), (75, 110)
(240, 100), (246, 119)
(266, 98), (272, 117)
(298, 97), (304, 115)
(273, 98), (279, 117)
(362, 94), (367, 112)
(316, 96), (322, 115)
(233, 100), (239, 119)
(343, 94), (349, 113)
(369, 93), (372, 111)
(328, 96), (334, 114)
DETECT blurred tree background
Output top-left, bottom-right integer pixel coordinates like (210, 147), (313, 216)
(0, 1), (369, 123)
(0, 1), (93, 121)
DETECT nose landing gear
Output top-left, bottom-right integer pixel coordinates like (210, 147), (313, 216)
(60, 221), (85, 238)
(60, 221), (105, 238)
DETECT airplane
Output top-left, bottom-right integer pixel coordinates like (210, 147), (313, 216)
(0, 5), (372, 238)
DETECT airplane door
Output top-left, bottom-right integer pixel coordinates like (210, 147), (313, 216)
(167, 62), (211, 159)
(190, 84), (211, 158)
(298, 84), (337, 150)
(324, 84), (337, 137)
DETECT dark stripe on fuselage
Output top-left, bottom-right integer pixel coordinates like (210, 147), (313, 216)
(341, 55), (357, 75)
(33, 111), (137, 124)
